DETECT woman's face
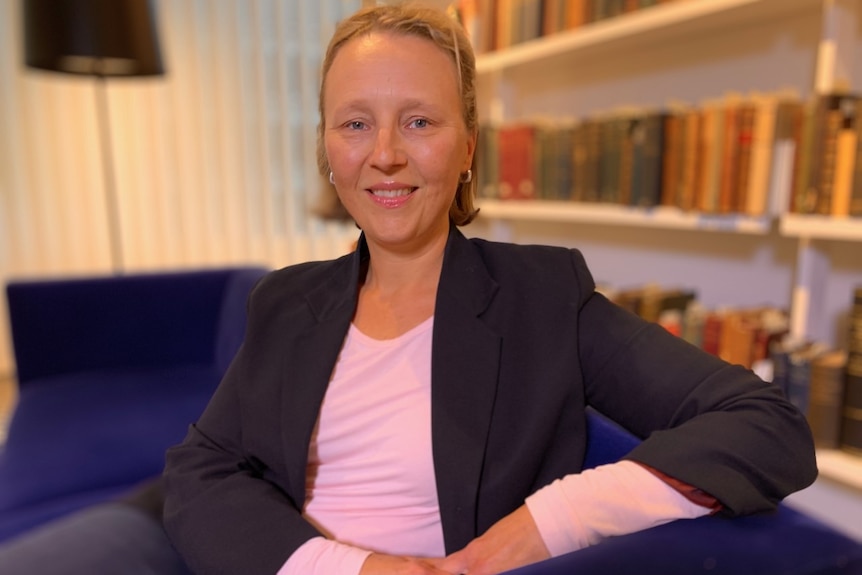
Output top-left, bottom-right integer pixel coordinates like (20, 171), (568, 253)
(323, 32), (476, 254)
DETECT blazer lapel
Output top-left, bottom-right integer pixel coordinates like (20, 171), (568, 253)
(432, 228), (502, 553)
(279, 249), (361, 508)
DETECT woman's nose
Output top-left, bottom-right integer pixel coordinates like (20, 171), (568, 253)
(370, 126), (406, 170)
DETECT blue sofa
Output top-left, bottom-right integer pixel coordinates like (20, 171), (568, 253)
(2, 267), (860, 574)
(0, 267), (268, 544)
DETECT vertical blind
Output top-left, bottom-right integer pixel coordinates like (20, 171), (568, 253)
(0, 0), (362, 376)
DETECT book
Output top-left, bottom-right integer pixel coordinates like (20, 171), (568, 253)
(718, 309), (760, 369)
(581, 119), (603, 202)
(814, 94), (847, 215)
(677, 107), (702, 211)
(564, 0), (588, 30)
(681, 301), (707, 349)
(552, 123), (576, 200)
(697, 100), (724, 213)
(792, 96), (826, 214)
(717, 98), (741, 214)
(733, 101), (757, 213)
(787, 341), (829, 416)
(661, 110), (683, 208)
(770, 336), (795, 400)
(598, 116), (626, 204)
(768, 98), (804, 215)
(831, 96), (858, 216)
(477, 124), (500, 199)
(850, 98), (862, 216)
(842, 286), (862, 454)
(495, 0), (514, 50)
(745, 94), (778, 216)
(618, 116), (636, 206)
(638, 111), (667, 208)
(497, 123), (537, 200)
(520, 0), (543, 44)
(807, 350), (847, 448)
(457, 0), (482, 53)
(701, 311), (726, 357)
(542, 0), (568, 36)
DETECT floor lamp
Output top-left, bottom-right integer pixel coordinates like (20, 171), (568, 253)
(22, 0), (166, 272)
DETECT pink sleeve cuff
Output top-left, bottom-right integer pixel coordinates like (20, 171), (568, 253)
(525, 460), (712, 557)
(276, 536), (372, 575)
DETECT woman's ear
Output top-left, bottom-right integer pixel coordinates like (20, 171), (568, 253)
(464, 128), (478, 171)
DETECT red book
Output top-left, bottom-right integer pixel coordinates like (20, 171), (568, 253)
(497, 124), (537, 200)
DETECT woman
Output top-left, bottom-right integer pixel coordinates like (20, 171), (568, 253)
(163, 4), (817, 575)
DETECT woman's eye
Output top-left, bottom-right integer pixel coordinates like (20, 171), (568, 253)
(347, 121), (365, 130)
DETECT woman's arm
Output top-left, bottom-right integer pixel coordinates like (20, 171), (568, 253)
(575, 279), (817, 515)
(163, 350), (322, 575)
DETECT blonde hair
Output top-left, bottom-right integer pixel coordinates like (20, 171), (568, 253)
(317, 3), (479, 226)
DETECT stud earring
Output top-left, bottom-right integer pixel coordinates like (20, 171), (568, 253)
(459, 169), (473, 184)
(329, 171), (335, 185)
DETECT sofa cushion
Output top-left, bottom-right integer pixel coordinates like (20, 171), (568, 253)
(0, 364), (219, 512)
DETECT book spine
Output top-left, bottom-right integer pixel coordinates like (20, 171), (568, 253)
(842, 287), (862, 454)
(678, 108), (701, 212)
(661, 112), (682, 207)
(808, 351), (847, 448)
(642, 112), (666, 207)
(746, 96), (777, 216)
(815, 95), (843, 215)
(733, 103), (756, 213)
(832, 97), (858, 216)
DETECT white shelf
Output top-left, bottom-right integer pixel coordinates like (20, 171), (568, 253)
(477, 199), (773, 234)
(780, 214), (862, 242)
(816, 448), (862, 491)
(475, 0), (817, 75)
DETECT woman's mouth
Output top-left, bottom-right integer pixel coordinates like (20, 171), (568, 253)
(368, 187), (416, 207)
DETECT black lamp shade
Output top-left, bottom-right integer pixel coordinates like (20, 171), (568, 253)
(23, 0), (165, 77)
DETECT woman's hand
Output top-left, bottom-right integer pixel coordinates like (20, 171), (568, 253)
(360, 552), (456, 575)
(431, 505), (550, 575)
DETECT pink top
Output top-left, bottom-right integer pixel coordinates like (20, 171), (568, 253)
(279, 317), (710, 575)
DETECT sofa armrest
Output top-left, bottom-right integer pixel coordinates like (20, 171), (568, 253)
(503, 505), (862, 574)
(6, 268), (259, 384)
(523, 408), (862, 574)
(582, 407), (640, 469)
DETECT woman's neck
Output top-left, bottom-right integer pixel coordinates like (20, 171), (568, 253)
(353, 235), (446, 340)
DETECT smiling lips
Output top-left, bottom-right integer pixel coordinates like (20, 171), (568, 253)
(368, 187), (417, 208)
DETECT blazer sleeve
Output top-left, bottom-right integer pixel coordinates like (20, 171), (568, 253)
(571, 250), (817, 517)
(163, 306), (323, 575)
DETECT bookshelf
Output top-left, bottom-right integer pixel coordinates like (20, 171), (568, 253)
(469, 0), (862, 496)
(781, 214), (862, 242)
(475, 0), (817, 76)
(478, 199), (774, 234)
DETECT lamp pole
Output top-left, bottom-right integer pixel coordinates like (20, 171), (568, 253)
(93, 69), (124, 272)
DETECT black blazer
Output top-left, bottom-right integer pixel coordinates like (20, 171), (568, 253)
(164, 226), (816, 575)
